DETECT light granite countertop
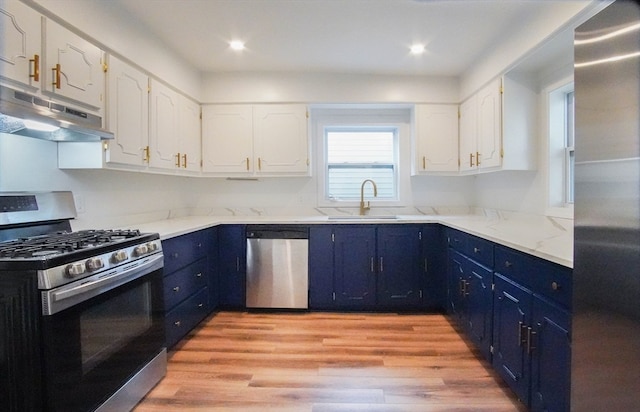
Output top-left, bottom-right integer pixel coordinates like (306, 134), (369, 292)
(122, 212), (573, 268)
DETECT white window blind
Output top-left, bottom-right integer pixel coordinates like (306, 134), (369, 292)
(326, 128), (397, 200)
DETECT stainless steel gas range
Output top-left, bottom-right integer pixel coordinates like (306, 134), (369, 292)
(0, 191), (166, 412)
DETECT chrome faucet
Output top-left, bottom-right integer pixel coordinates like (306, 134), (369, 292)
(359, 179), (378, 215)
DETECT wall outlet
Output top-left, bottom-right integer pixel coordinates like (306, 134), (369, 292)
(74, 195), (86, 214)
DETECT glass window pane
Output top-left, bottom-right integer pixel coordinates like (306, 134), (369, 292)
(325, 128), (397, 201)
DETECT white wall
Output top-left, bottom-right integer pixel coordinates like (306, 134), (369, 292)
(202, 72), (458, 104)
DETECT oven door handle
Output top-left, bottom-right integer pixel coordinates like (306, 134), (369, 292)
(42, 253), (164, 316)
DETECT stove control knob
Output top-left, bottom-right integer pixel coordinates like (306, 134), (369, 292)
(147, 242), (159, 252)
(85, 257), (104, 272)
(133, 244), (149, 257)
(111, 250), (129, 263)
(65, 262), (86, 278)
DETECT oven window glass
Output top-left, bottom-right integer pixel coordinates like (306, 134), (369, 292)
(80, 281), (152, 374)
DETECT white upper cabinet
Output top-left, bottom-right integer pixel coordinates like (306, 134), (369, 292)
(253, 105), (309, 175)
(476, 78), (502, 169)
(105, 55), (149, 167)
(177, 95), (201, 173)
(149, 79), (179, 171)
(43, 18), (105, 112)
(0, 1), (42, 91)
(413, 104), (459, 174)
(202, 105), (254, 175)
(202, 104), (309, 177)
(459, 77), (503, 173)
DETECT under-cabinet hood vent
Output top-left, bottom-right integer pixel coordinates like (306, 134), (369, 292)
(0, 85), (113, 142)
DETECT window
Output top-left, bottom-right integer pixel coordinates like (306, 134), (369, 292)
(312, 107), (410, 208)
(547, 80), (574, 217)
(326, 128), (397, 200)
(565, 91), (575, 204)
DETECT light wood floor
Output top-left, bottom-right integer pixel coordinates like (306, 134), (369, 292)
(135, 311), (526, 412)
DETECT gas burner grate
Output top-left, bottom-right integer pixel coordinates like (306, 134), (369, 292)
(0, 229), (143, 259)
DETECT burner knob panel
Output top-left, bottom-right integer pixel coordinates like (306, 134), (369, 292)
(65, 262), (86, 278)
(133, 244), (149, 257)
(86, 257), (105, 271)
(111, 250), (129, 263)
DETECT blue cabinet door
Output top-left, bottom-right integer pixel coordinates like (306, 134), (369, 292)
(493, 274), (533, 405)
(422, 224), (446, 310)
(376, 225), (423, 308)
(465, 259), (493, 361)
(530, 296), (571, 412)
(447, 250), (467, 322)
(218, 224), (246, 308)
(208, 227), (219, 310)
(333, 225), (376, 308)
(309, 225), (335, 309)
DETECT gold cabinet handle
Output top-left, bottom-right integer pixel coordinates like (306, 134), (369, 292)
(476, 151), (481, 166)
(469, 153), (475, 167)
(182, 153), (187, 168)
(175, 152), (181, 167)
(52, 63), (61, 89)
(29, 54), (40, 82)
(174, 321), (181, 327)
(246, 157), (250, 171)
(196, 272), (202, 278)
(422, 156), (426, 170)
(143, 146), (150, 162)
(379, 257), (384, 272)
(172, 286), (180, 292)
(258, 157), (262, 170)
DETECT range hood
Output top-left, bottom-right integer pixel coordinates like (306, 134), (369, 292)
(0, 85), (113, 142)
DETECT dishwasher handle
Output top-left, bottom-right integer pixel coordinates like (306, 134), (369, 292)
(246, 225), (308, 239)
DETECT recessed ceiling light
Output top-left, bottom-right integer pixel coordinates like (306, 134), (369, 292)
(410, 44), (425, 55)
(230, 40), (245, 51)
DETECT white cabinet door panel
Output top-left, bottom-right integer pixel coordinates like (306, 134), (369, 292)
(414, 104), (459, 173)
(253, 105), (308, 174)
(202, 105), (253, 174)
(105, 56), (148, 167)
(0, 1), (42, 90)
(149, 79), (179, 170)
(44, 18), (104, 111)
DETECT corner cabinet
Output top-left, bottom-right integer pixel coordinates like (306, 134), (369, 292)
(58, 58), (201, 175)
(412, 104), (459, 174)
(459, 78), (502, 173)
(202, 104), (310, 177)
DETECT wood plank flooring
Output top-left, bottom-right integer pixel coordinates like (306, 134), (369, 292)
(134, 312), (526, 412)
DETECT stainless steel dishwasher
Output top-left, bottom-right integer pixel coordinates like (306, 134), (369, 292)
(246, 225), (309, 309)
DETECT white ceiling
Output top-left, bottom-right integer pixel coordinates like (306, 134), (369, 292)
(110, 0), (587, 76)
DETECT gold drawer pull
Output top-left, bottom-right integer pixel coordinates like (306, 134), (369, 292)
(172, 286), (180, 292)
(551, 281), (560, 291)
(174, 321), (181, 327)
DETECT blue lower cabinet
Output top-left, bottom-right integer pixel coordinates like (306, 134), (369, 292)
(308, 224), (439, 311)
(217, 224), (246, 308)
(309, 225), (335, 309)
(333, 226), (377, 308)
(492, 274), (533, 404)
(376, 225), (424, 309)
(165, 287), (210, 348)
(530, 296), (571, 412)
(161, 228), (215, 348)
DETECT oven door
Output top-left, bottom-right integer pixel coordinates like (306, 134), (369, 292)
(40, 258), (165, 412)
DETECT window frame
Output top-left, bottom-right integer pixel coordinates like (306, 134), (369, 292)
(312, 106), (411, 209)
(546, 78), (575, 218)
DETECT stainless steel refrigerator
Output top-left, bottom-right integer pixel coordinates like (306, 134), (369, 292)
(572, 1), (640, 410)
